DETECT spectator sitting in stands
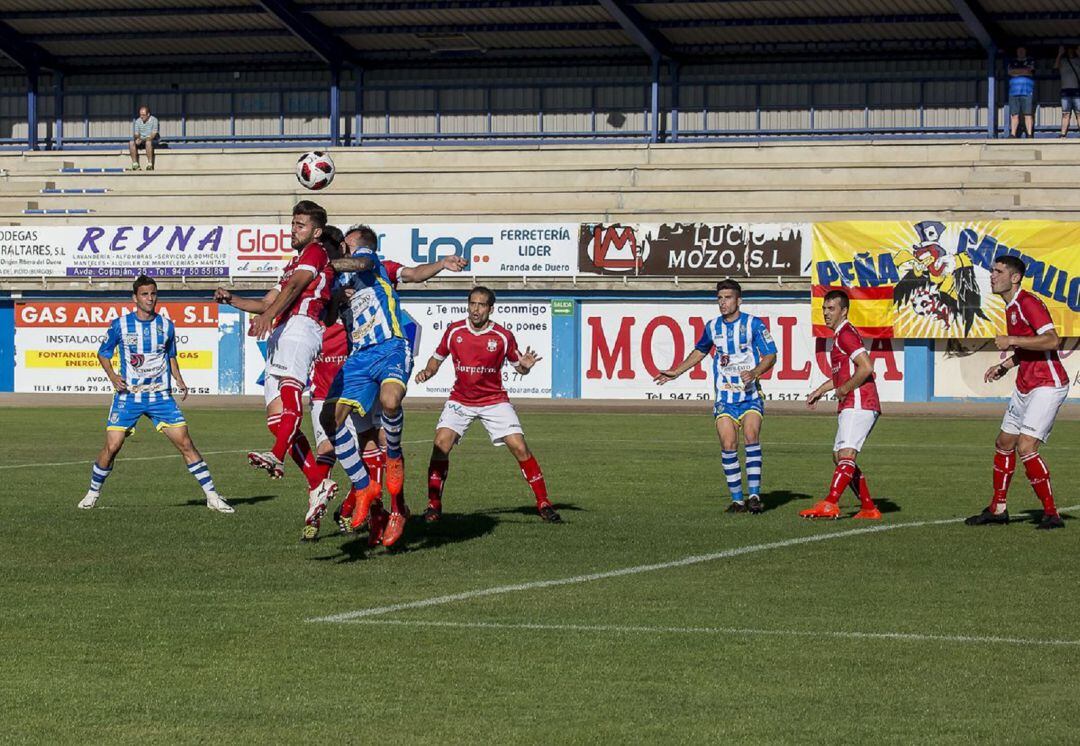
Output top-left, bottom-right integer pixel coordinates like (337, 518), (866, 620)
(1008, 47), (1036, 138)
(1055, 45), (1080, 138)
(129, 105), (159, 171)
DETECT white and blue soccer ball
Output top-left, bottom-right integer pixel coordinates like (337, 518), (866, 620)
(295, 151), (335, 191)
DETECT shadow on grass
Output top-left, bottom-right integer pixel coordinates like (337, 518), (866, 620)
(759, 491), (811, 513)
(875, 498), (901, 514)
(476, 501), (584, 518)
(1017, 508), (1071, 524)
(180, 494), (275, 507)
(321, 512), (499, 563)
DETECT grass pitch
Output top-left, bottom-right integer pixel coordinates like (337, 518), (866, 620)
(1, 405), (1078, 744)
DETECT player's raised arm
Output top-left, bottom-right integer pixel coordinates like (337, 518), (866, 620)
(331, 256), (375, 273)
(654, 348), (707, 384)
(514, 346), (542, 375)
(249, 268), (314, 338)
(214, 286), (278, 316)
(399, 254), (468, 283)
(415, 355), (443, 383)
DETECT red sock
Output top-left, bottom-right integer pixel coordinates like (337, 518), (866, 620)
(1021, 452), (1057, 516)
(266, 414), (282, 437)
(363, 447), (386, 486)
(518, 455), (549, 509)
(271, 380), (304, 463)
(289, 434), (322, 490)
(990, 448), (1016, 514)
(427, 457), (449, 508)
(314, 452), (335, 483)
(825, 459), (856, 504)
(849, 466), (875, 510)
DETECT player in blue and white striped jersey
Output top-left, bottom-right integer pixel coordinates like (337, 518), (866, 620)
(78, 275), (233, 514)
(654, 279), (777, 514)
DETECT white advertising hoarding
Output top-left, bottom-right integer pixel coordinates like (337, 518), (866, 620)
(933, 339), (1080, 399)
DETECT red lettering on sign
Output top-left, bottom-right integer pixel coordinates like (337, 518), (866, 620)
(586, 315), (635, 379)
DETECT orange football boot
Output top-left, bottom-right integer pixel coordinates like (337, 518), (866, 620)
(852, 506), (882, 520)
(382, 510), (409, 547)
(367, 505), (389, 547)
(349, 481), (383, 530)
(799, 500), (841, 519)
(385, 456), (405, 499)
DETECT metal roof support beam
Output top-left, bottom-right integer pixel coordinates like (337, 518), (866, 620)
(649, 55), (660, 142)
(669, 60), (679, 143)
(0, 20), (61, 71)
(329, 66), (341, 147)
(53, 71), (64, 150)
(596, 0), (673, 62)
(986, 44), (998, 139)
(256, 0), (357, 67)
(949, 0), (1004, 51)
(26, 66), (39, 151)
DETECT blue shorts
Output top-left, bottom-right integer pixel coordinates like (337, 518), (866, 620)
(330, 338), (412, 415)
(106, 395), (186, 433)
(714, 398), (764, 424)
(1009, 94), (1034, 116)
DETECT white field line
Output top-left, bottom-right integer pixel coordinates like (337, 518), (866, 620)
(336, 619), (1080, 648)
(309, 505), (1079, 624)
(0, 439), (434, 470)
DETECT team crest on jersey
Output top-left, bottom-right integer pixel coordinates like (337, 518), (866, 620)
(123, 333), (139, 346)
(456, 336), (463, 343)
(486, 339), (498, 352)
(1010, 311), (1019, 325)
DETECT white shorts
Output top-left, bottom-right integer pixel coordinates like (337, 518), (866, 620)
(264, 315), (322, 404)
(436, 400), (523, 446)
(1001, 384), (1069, 443)
(310, 397), (379, 448)
(834, 409), (879, 452)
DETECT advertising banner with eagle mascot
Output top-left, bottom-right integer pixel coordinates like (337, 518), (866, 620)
(811, 220), (1080, 338)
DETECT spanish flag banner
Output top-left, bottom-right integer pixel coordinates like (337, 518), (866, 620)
(811, 220), (1080, 338)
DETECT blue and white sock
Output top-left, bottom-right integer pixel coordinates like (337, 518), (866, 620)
(745, 443), (762, 497)
(382, 410), (404, 460)
(88, 462), (112, 495)
(721, 449), (743, 503)
(186, 459), (216, 495)
(333, 425), (370, 490)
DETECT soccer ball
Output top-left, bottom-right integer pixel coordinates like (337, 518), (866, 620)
(295, 151), (335, 190)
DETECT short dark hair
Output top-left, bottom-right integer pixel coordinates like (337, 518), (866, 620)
(292, 200), (327, 229)
(715, 279), (742, 297)
(994, 255), (1026, 278)
(823, 289), (850, 310)
(345, 224), (378, 248)
(320, 224), (344, 260)
(132, 274), (156, 293)
(469, 286), (496, 306)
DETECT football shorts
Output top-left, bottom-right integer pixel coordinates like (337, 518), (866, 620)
(436, 400), (524, 446)
(332, 338), (412, 416)
(309, 396), (370, 447)
(1000, 384), (1069, 442)
(264, 315), (322, 403)
(714, 397), (764, 424)
(833, 408), (879, 452)
(106, 394), (186, 433)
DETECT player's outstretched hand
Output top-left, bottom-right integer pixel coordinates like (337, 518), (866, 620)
(653, 370), (678, 385)
(993, 335), (1013, 351)
(984, 362), (1007, 383)
(177, 385), (189, 402)
(415, 369), (433, 384)
(806, 389), (823, 408)
(519, 346), (542, 371)
(249, 312), (273, 339)
(442, 255), (468, 272)
(213, 287), (232, 304)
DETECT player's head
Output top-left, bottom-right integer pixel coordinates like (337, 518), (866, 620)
(822, 289), (850, 330)
(131, 274), (158, 315)
(990, 255), (1025, 296)
(344, 224), (378, 255)
(468, 286), (496, 328)
(138, 105), (150, 119)
(320, 224), (345, 260)
(715, 279), (742, 317)
(291, 200), (326, 250)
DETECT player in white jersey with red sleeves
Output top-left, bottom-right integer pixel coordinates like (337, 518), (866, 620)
(414, 286), (561, 523)
(214, 200), (337, 520)
(801, 289), (883, 520)
(966, 255), (1070, 530)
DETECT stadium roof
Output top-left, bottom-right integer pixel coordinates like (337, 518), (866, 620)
(2, 0), (1079, 75)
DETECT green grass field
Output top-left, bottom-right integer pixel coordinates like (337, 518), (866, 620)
(2, 405), (1078, 744)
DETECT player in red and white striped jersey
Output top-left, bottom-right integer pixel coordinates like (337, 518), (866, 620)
(213, 201), (338, 518)
(967, 255), (1071, 530)
(801, 289), (883, 520)
(414, 286), (560, 524)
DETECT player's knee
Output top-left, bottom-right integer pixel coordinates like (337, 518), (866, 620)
(1016, 437), (1040, 457)
(507, 440), (530, 460)
(995, 432), (1018, 452)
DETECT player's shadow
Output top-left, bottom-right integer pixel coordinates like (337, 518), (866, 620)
(874, 498), (901, 514)
(180, 494), (275, 508)
(326, 512), (498, 562)
(476, 501), (583, 519)
(759, 491), (811, 512)
(1017, 508), (1071, 524)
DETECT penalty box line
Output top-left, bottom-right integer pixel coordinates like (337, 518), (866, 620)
(334, 619), (1080, 648)
(310, 507), (1079, 625)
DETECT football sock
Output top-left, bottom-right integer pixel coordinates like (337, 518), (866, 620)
(271, 379), (304, 463)
(825, 459), (857, 504)
(518, 455), (549, 508)
(427, 457), (449, 508)
(991, 448), (1016, 514)
(186, 459), (216, 495)
(382, 411), (404, 460)
(721, 449), (744, 503)
(362, 447), (385, 485)
(332, 425), (370, 490)
(1021, 452), (1058, 516)
(850, 466), (875, 509)
(88, 462), (112, 495)
(289, 434), (322, 490)
(744, 443), (762, 496)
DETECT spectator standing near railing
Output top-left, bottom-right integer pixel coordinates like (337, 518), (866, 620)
(1008, 47), (1036, 138)
(1055, 45), (1080, 138)
(129, 105), (159, 170)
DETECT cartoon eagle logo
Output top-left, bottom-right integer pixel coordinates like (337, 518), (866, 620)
(892, 221), (988, 335)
